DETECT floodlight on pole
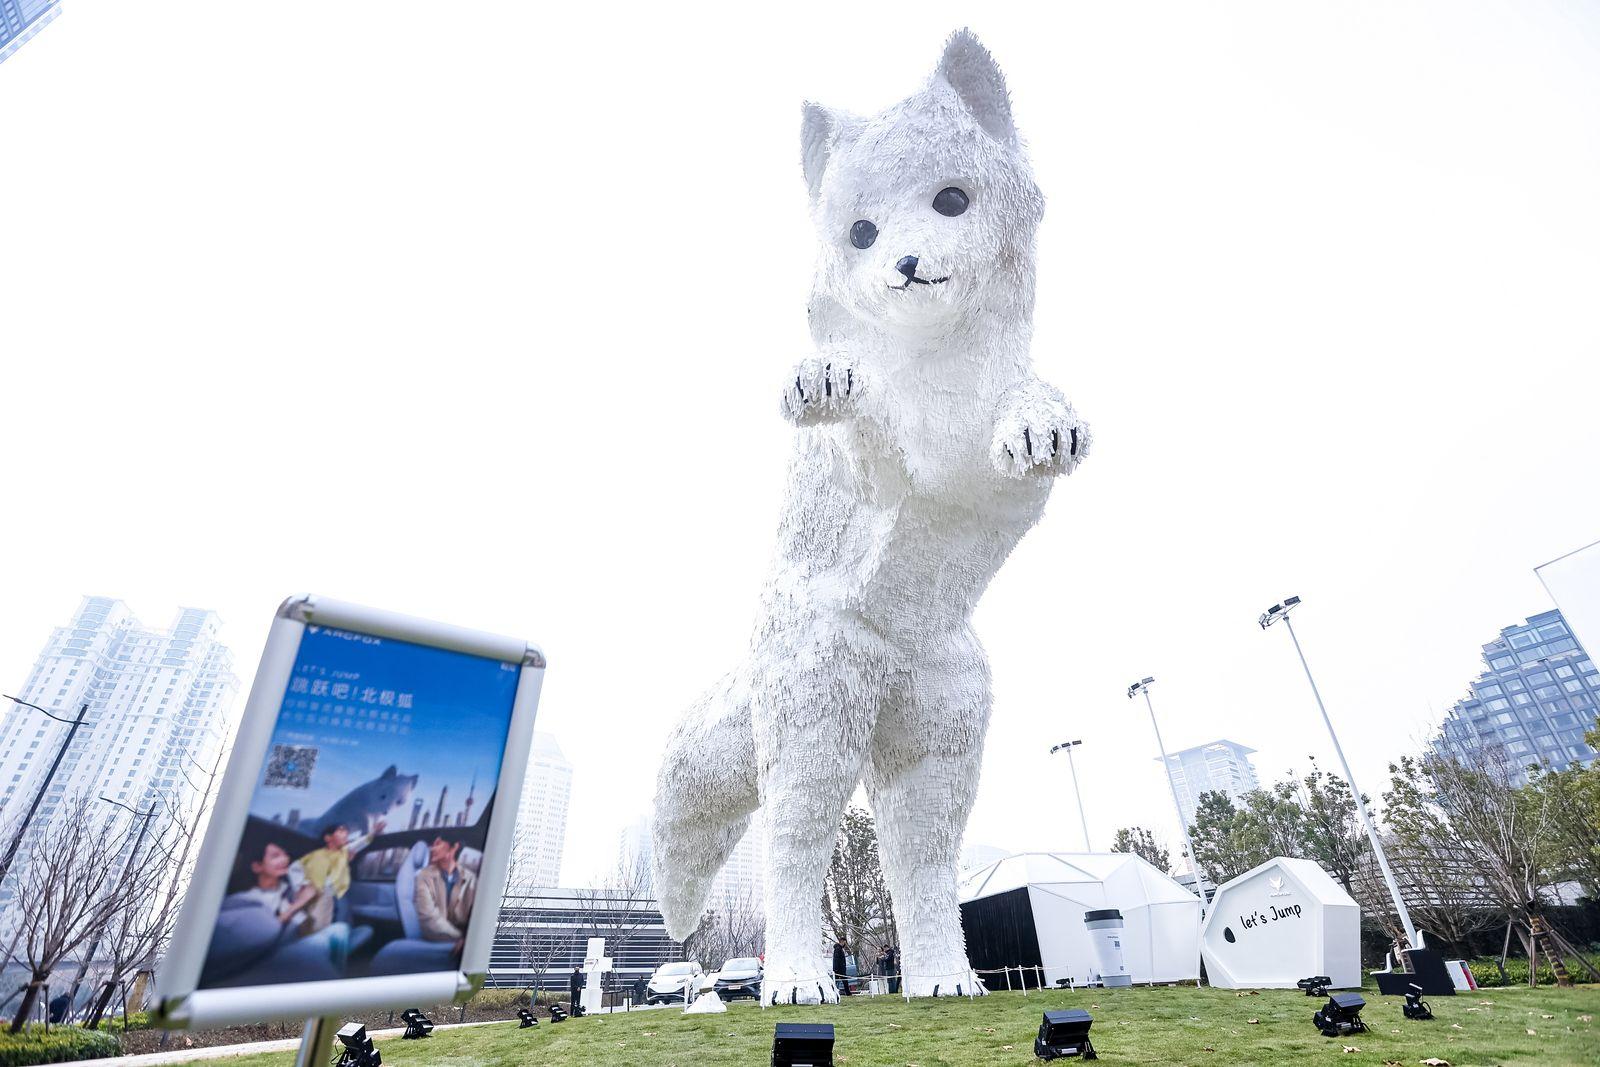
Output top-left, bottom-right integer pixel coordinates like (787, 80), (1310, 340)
(1127, 678), (1205, 911)
(1049, 739), (1091, 851)
(1259, 595), (1419, 948)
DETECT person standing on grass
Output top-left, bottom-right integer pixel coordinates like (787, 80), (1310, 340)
(832, 939), (849, 997)
(570, 966), (584, 1016)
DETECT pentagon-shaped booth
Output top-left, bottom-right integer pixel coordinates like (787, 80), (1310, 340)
(1200, 856), (1360, 989)
(957, 852), (1202, 988)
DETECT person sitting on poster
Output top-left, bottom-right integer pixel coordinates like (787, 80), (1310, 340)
(296, 820), (384, 930)
(202, 839), (361, 986)
(414, 836), (476, 951)
(239, 841), (317, 930)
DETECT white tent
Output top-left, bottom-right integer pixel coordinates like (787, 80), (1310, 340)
(1200, 856), (1361, 989)
(957, 852), (1202, 987)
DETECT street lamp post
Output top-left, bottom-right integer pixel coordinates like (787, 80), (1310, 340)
(1129, 677), (1205, 988)
(1259, 596), (1420, 948)
(1048, 740), (1091, 851)
(0, 699), (92, 889)
(1128, 678), (1205, 910)
(63, 797), (160, 1016)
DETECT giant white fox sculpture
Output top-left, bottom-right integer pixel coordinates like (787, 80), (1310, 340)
(652, 29), (1092, 1005)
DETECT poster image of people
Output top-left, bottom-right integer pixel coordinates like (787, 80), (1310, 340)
(198, 625), (521, 989)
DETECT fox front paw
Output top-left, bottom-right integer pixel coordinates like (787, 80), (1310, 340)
(780, 356), (858, 425)
(992, 396), (1090, 478)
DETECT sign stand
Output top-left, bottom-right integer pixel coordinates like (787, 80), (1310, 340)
(293, 1015), (338, 1067)
(580, 937), (612, 1015)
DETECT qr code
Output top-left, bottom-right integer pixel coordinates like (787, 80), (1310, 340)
(265, 744), (318, 789)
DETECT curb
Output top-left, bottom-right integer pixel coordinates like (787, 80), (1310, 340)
(72, 1018), (511, 1066)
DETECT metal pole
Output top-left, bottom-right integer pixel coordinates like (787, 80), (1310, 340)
(0, 702), (90, 889)
(1062, 744), (1091, 852)
(293, 1015), (339, 1067)
(1281, 614), (1419, 947)
(1141, 689), (1204, 911)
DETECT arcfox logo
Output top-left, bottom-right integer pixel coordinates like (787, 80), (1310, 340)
(1268, 875), (1289, 897)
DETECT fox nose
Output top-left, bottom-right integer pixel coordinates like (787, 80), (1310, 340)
(895, 255), (919, 281)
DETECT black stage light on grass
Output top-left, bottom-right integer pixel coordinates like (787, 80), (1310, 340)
(334, 1023), (381, 1067)
(1312, 992), (1368, 1038)
(400, 1009), (434, 1039)
(1402, 983), (1434, 1020)
(1297, 975), (1332, 997)
(771, 1021), (834, 1067)
(1035, 1009), (1097, 1060)
(517, 1007), (538, 1028)
(549, 1004), (567, 1023)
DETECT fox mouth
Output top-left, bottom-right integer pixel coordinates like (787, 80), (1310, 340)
(887, 275), (951, 291)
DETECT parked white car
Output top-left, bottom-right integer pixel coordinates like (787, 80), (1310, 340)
(645, 960), (704, 1004)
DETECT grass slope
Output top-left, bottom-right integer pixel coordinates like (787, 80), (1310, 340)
(215, 984), (1599, 1067)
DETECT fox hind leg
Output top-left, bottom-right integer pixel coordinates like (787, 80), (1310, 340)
(651, 670), (759, 941)
(866, 627), (991, 998)
(754, 615), (888, 1006)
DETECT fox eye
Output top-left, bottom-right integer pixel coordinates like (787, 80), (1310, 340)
(932, 187), (970, 217)
(850, 219), (878, 249)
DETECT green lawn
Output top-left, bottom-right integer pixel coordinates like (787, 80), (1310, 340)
(213, 984), (1599, 1067)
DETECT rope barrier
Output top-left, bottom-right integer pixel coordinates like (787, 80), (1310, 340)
(749, 963), (1078, 1007)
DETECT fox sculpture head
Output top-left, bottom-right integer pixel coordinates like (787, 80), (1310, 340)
(802, 29), (1042, 345)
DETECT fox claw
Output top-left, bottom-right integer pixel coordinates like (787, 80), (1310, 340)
(781, 355), (858, 425)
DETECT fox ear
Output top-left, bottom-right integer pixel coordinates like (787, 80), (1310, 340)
(381, 765), (396, 778)
(800, 101), (837, 200)
(933, 28), (1016, 146)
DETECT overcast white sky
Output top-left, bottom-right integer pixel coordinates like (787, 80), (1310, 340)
(2, 1), (1597, 886)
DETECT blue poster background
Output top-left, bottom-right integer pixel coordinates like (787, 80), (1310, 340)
(253, 624), (521, 831)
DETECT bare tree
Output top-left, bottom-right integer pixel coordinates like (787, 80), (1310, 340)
(7, 794), (129, 1032)
(821, 806), (897, 971)
(572, 851), (657, 972)
(82, 746), (228, 1027)
(683, 886), (765, 967)
(1383, 751), (1556, 958)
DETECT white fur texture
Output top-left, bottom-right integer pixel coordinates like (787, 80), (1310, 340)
(652, 28), (1091, 1005)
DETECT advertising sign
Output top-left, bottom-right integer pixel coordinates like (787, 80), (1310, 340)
(157, 596), (545, 1028)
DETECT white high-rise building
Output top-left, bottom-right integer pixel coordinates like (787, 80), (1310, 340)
(625, 810), (764, 912)
(618, 815), (654, 893)
(705, 818), (764, 912)
(1162, 739), (1260, 830)
(511, 731), (572, 888)
(0, 597), (239, 907)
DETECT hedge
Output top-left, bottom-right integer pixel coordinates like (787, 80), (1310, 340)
(1466, 953), (1600, 987)
(0, 1027), (120, 1066)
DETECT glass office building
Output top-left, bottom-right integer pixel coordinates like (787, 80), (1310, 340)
(1436, 609), (1600, 786)
(0, 0), (61, 66)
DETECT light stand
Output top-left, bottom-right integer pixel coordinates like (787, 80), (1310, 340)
(1259, 596), (1419, 948)
(1049, 739), (1091, 851)
(1127, 678), (1205, 910)
(1312, 992), (1368, 1038)
(400, 1008), (434, 1039)
(1128, 677), (1204, 989)
(333, 1022), (382, 1067)
(0, 699), (93, 889)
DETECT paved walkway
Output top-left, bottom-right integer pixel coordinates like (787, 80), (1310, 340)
(74, 1018), (509, 1066)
